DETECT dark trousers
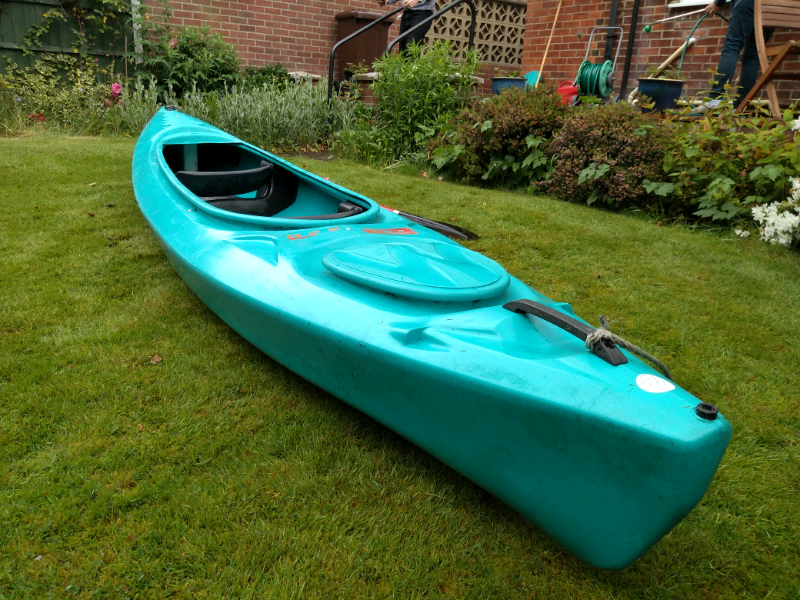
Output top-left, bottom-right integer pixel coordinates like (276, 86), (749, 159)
(710, 0), (774, 105)
(398, 9), (434, 53)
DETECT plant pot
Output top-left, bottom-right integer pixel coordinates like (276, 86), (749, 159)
(491, 77), (527, 95)
(637, 78), (684, 113)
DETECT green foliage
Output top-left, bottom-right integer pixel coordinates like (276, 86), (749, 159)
(334, 119), (397, 167)
(0, 54), (111, 135)
(660, 95), (800, 222)
(480, 134), (550, 187)
(236, 64), (293, 91)
(344, 61), (372, 77)
(136, 7), (240, 99)
(547, 103), (674, 209)
(430, 86), (568, 187)
(640, 64), (685, 81)
(23, 0), (129, 55)
(577, 162), (612, 205)
(0, 51), (357, 149)
(340, 40), (479, 164)
(0, 74), (27, 135)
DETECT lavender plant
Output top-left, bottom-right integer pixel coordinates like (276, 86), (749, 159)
(119, 77), (161, 134)
(172, 79), (361, 151)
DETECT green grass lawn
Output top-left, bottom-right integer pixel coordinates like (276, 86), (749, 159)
(1, 134), (798, 599)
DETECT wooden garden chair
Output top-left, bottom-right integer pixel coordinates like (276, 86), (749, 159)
(736, 0), (800, 116)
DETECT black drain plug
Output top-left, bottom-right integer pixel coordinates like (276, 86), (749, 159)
(696, 403), (719, 421)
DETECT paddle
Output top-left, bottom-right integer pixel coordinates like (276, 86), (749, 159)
(380, 205), (479, 240)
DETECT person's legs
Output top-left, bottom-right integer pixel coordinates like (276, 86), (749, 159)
(398, 10), (433, 53)
(710, 0), (755, 99)
(738, 24), (774, 105)
(398, 11), (412, 53)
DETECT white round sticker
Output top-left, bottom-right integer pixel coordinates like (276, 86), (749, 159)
(636, 374), (675, 393)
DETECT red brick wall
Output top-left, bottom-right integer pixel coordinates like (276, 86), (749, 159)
(141, 0), (507, 89)
(521, 0), (800, 105)
(143, 0), (400, 77)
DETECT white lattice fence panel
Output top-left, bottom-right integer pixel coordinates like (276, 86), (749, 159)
(426, 0), (526, 66)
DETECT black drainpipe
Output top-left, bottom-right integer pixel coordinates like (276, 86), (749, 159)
(604, 0), (619, 61)
(618, 0), (641, 100)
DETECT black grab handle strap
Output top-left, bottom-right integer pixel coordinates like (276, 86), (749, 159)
(503, 299), (628, 366)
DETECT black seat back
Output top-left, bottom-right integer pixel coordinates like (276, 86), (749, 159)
(175, 162), (273, 197)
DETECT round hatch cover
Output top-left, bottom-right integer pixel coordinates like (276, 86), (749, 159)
(322, 242), (510, 301)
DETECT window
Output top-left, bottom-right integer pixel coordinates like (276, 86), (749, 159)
(668, 0), (714, 8)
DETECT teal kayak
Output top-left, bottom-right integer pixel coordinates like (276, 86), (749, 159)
(132, 108), (731, 570)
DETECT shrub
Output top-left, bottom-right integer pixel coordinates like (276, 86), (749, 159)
(138, 25), (240, 98)
(338, 40), (478, 164)
(547, 103), (674, 209)
(0, 54), (108, 135)
(657, 96), (800, 222)
(430, 85), (568, 187)
(334, 119), (394, 166)
(237, 64), (292, 91)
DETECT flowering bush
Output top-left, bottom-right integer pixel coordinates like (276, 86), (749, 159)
(103, 82), (124, 133)
(751, 177), (800, 247)
(136, 21), (240, 98)
(105, 82), (123, 107)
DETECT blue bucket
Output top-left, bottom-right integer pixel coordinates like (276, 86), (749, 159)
(637, 78), (684, 113)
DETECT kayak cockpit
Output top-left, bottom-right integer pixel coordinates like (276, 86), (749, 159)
(162, 142), (372, 222)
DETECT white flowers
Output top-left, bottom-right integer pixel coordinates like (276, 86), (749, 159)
(734, 228), (750, 238)
(751, 177), (800, 247)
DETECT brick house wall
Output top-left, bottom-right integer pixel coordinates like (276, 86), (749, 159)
(142, 0), (400, 77)
(521, 0), (800, 105)
(140, 0), (520, 92)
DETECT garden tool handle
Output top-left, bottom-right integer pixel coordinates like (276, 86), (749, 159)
(537, 0), (563, 88)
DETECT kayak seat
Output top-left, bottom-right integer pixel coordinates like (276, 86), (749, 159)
(176, 160), (299, 217)
(175, 161), (273, 197)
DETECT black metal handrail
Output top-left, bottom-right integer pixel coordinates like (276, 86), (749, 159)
(387, 0), (476, 53)
(327, 0), (478, 103)
(327, 6), (404, 103)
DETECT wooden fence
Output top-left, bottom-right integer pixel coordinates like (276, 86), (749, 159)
(0, 0), (131, 72)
